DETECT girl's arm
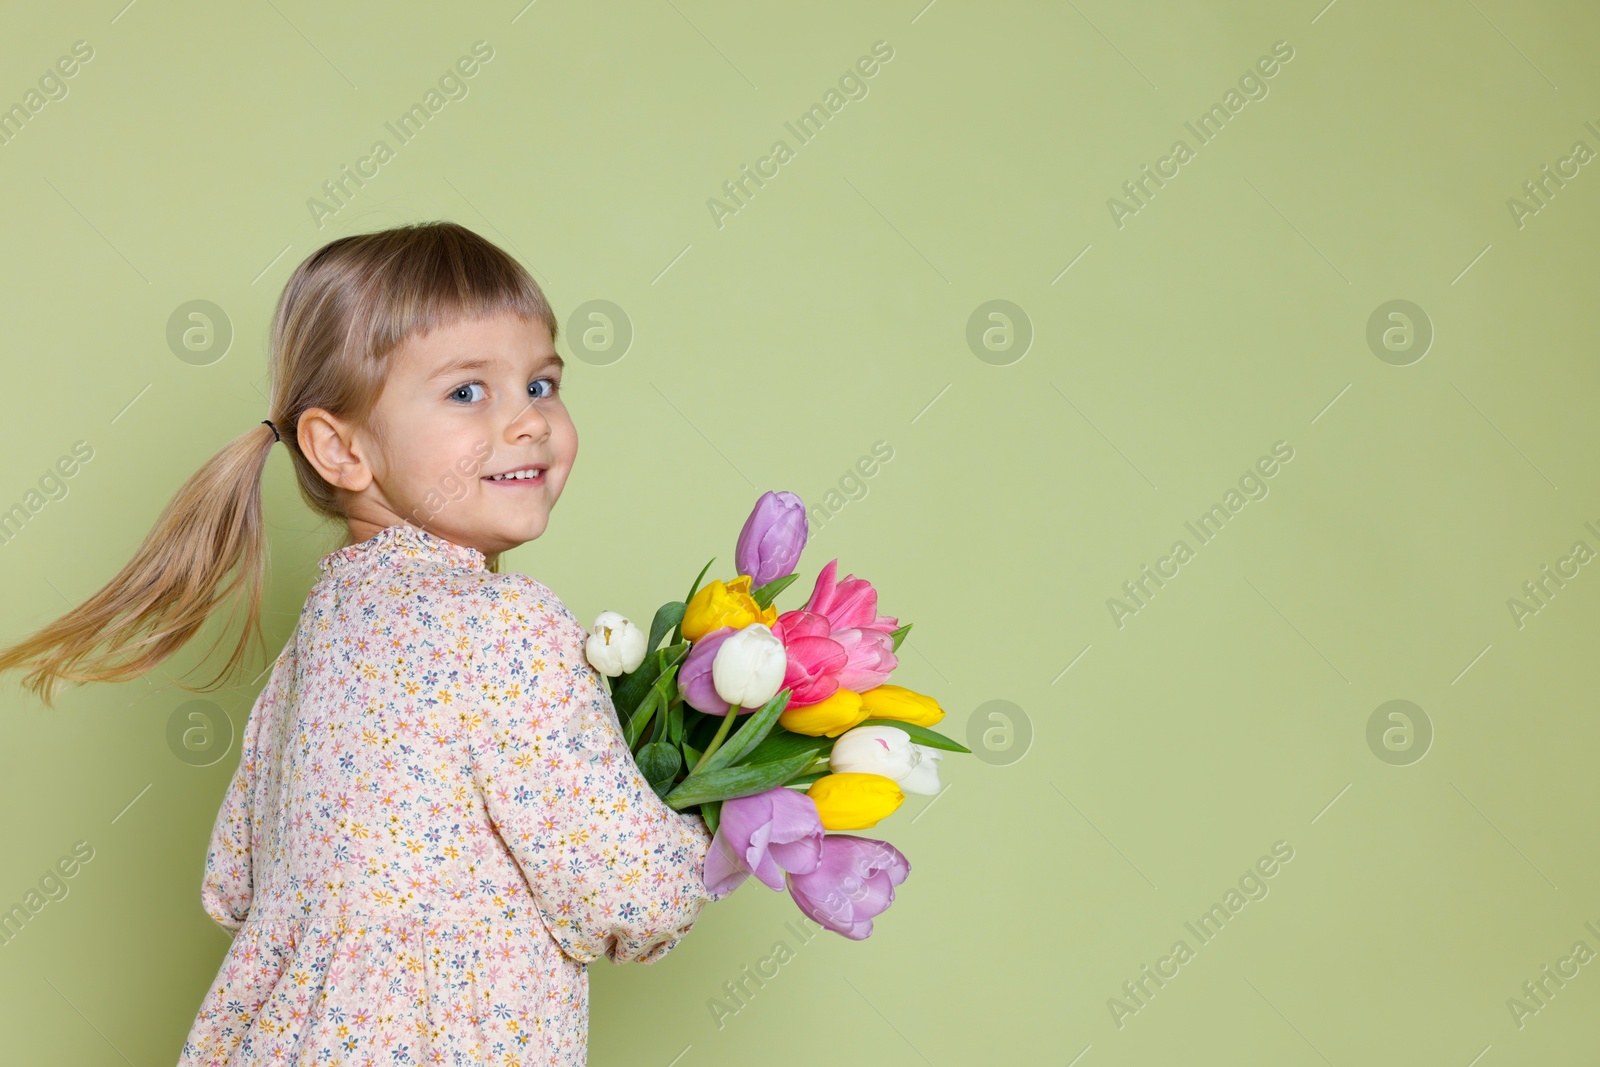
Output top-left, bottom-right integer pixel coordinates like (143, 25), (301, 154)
(198, 652), (287, 933)
(468, 574), (717, 965)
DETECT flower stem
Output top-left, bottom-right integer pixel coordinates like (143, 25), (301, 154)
(690, 711), (738, 776)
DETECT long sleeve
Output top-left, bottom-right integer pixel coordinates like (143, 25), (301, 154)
(198, 650), (288, 934)
(200, 716), (258, 934)
(466, 573), (717, 965)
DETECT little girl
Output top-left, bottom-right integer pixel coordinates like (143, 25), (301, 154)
(0, 222), (720, 1066)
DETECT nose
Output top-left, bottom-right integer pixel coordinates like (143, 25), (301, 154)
(505, 396), (551, 444)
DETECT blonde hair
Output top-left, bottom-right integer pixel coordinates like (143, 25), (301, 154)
(0, 221), (557, 705)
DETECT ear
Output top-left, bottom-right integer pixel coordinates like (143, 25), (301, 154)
(297, 407), (374, 492)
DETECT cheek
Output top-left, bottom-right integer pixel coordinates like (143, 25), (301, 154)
(385, 420), (482, 497)
(554, 410), (579, 462)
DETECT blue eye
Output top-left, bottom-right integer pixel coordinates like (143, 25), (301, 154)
(449, 382), (487, 403)
(529, 377), (560, 400)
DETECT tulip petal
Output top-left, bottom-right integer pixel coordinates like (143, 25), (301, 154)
(807, 772), (904, 830)
(783, 833), (910, 939)
(712, 623), (787, 708)
(680, 626), (736, 715)
(736, 491), (808, 587)
(898, 746), (945, 795)
(801, 559), (900, 635)
(710, 786), (824, 894)
(741, 819), (787, 891)
(703, 827), (752, 898)
(829, 724), (916, 780)
(711, 796), (780, 893)
(778, 634), (848, 707)
(800, 559), (840, 619)
(831, 628), (899, 692)
(774, 609), (832, 642)
(763, 788), (825, 876)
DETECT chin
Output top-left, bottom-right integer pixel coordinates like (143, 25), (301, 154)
(495, 515), (550, 548)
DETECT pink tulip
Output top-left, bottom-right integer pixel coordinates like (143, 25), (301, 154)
(828, 627), (898, 692)
(764, 562), (901, 709)
(801, 559), (899, 636)
(784, 834), (910, 940)
(771, 611), (848, 707)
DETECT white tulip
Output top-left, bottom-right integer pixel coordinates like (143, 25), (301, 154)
(710, 623), (787, 708)
(584, 610), (647, 677)
(831, 725), (945, 795)
(829, 725), (917, 779)
(897, 744), (945, 795)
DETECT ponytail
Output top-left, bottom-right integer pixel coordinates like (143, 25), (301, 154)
(0, 220), (557, 706)
(0, 422), (278, 705)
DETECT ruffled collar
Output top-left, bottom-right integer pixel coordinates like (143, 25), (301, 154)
(318, 523), (487, 577)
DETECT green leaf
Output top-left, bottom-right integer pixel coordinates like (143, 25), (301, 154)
(665, 749), (818, 808)
(689, 706), (739, 775)
(781, 770), (829, 788)
(625, 656), (689, 749)
(855, 718), (972, 753)
(648, 602), (685, 654)
(685, 557), (715, 604)
(888, 623), (912, 652)
(666, 701), (684, 746)
(691, 708), (732, 746)
(648, 695), (668, 744)
(750, 572), (800, 610)
(681, 739), (703, 769)
(740, 728), (831, 767)
(637, 741), (681, 789)
(700, 800), (721, 836)
(611, 646), (668, 721)
(699, 688), (791, 775)
(624, 687), (663, 749)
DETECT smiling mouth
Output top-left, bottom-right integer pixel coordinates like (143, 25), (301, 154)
(483, 465), (547, 484)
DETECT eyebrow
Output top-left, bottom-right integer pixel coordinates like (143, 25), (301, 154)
(427, 352), (565, 381)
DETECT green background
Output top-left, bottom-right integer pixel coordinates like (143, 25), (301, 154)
(1, 0), (1597, 1063)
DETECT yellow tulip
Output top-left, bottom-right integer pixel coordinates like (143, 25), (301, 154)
(779, 688), (868, 737)
(857, 683), (944, 728)
(681, 575), (778, 642)
(807, 772), (905, 830)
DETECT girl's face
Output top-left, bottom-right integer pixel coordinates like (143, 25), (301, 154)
(351, 310), (577, 555)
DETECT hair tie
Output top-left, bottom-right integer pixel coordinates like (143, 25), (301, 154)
(261, 419), (281, 443)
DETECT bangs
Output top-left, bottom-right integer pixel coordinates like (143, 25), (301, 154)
(339, 221), (557, 370)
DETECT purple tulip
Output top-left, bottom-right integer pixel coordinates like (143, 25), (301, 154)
(679, 625), (739, 716)
(785, 834), (910, 940)
(703, 787), (825, 898)
(736, 491), (809, 588)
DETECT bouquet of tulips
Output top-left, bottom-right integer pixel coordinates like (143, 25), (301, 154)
(580, 490), (969, 939)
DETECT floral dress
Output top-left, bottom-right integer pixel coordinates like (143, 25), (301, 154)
(178, 523), (718, 1066)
